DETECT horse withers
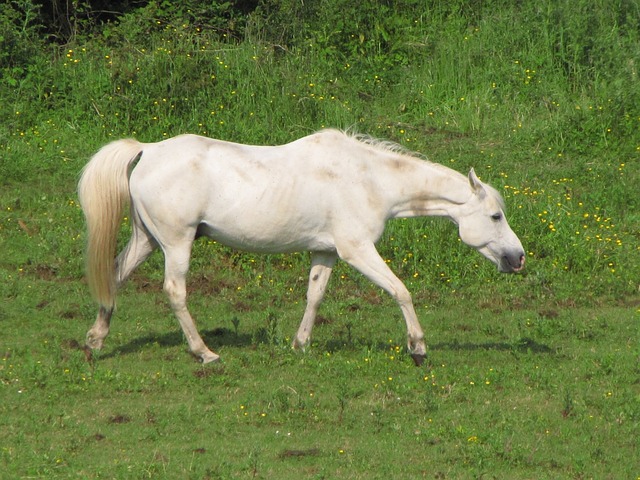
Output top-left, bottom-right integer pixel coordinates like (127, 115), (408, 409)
(78, 130), (524, 366)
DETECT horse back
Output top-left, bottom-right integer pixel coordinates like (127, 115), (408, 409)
(128, 133), (393, 252)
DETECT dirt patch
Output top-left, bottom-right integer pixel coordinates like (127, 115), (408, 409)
(36, 300), (50, 309)
(61, 338), (82, 350)
(315, 315), (333, 325)
(109, 415), (131, 424)
(193, 364), (225, 378)
(34, 264), (58, 281)
(129, 272), (241, 296)
(538, 309), (560, 319)
(232, 301), (252, 312)
(279, 448), (321, 459)
(60, 309), (80, 319)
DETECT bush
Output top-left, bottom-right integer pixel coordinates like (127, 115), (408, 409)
(0, 0), (44, 87)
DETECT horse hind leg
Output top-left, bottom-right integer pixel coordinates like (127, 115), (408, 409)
(293, 251), (337, 351)
(162, 242), (219, 364)
(85, 221), (156, 351)
(86, 305), (114, 352)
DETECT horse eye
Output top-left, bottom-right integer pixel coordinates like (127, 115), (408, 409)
(491, 213), (502, 221)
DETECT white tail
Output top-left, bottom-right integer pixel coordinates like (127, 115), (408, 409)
(78, 139), (143, 308)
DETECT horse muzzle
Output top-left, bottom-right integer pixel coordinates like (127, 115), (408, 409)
(499, 252), (525, 273)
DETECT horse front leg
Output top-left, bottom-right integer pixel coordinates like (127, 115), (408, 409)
(293, 251), (338, 351)
(336, 241), (427, 366)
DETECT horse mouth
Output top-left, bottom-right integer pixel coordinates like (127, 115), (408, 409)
(503, 254), (525, 273)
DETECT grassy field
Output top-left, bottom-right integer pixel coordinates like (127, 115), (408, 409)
(1, 1), (639, 478)
(1, 274), (638, 478)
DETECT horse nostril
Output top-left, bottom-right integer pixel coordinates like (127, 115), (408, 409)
(512, 254), (525, 272)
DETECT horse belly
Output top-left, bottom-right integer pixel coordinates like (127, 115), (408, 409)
(197, 216), (336, 254)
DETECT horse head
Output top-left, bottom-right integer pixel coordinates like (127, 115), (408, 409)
(454, 169), (525, 273)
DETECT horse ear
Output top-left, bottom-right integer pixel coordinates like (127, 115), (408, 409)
(468, 168), (486, 197)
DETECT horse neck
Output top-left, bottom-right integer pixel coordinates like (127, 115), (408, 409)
(385, 156), (471, 219)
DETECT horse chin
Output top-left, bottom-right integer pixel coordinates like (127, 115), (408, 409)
(497, 263), (513, 273)
(512, 262), (525, 273)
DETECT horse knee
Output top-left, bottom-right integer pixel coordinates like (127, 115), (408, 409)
(164, 279), (186, 306)
(393, 287), (413, 306)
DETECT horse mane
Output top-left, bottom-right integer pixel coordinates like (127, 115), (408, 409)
(336, 129), (507, 211)
(341, 129), (427, 160)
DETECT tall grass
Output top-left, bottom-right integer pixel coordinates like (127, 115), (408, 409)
(1, 0), (638, 300)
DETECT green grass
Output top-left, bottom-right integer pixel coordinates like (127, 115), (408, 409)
(1, 273), (638, 479)
(1, 1), (639, 478)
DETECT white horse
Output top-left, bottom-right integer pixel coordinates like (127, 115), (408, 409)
(78, 129), (524, 365)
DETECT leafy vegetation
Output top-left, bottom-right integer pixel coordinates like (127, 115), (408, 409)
(1, 1), (638, 478)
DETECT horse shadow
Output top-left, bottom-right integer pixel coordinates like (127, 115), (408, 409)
(96, 327), (253, 361)
(90, 328), (552, 362)
(321, 336), (553, 356)
(430, 337), (553, 354)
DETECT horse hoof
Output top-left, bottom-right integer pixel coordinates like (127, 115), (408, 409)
(200, 352), (221, 364)
(85, 335), (104, 351)
(292, 338), (309, 352)
(410, 353), (426, 367)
